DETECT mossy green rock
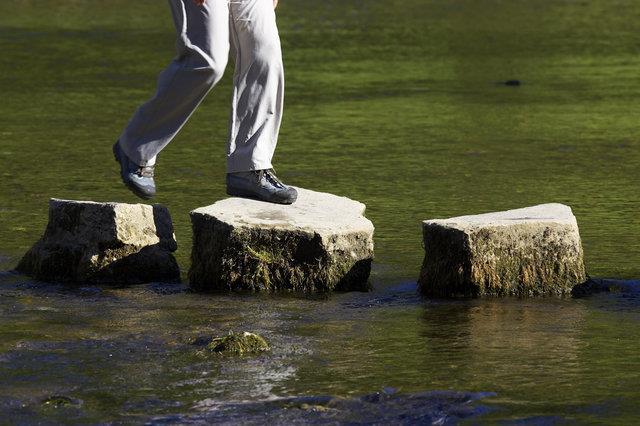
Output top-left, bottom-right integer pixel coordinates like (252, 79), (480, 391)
(16, 199), (179, 284)
(418, 204), (586, 297)
(189, 188), (374, 293)
(208, 332), (270, 356)
(41, 395), (80, 408)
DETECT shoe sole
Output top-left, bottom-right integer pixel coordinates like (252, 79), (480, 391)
(113, 142), (155, 200)
(226, 187), (297, 205)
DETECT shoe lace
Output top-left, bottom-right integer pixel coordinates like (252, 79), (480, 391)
(260, 169), (285, 189)
(136, 166), (155, 178)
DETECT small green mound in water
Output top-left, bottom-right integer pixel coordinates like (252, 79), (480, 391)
(41, 395), (78, 408)
(207, 332), (270, 356)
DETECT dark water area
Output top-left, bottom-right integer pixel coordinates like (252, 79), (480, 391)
(1, 0), (640, 423)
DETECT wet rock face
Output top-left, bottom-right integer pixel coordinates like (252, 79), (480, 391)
(16, 199), (179, 284)
(189, 188), (374, 293)
(418, 203), (586, 297)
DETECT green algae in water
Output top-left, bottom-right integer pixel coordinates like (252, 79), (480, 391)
(207, 332), (270, 356)
(41, 395), (81, 409)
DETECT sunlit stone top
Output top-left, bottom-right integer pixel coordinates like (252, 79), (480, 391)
(424, 203), (577, 229)
(191, 188), (373, 236)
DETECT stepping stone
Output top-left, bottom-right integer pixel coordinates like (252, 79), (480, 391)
(418, 203), (586, 297)
(189, 188), (374, 293)
(16, 199), (179, 284)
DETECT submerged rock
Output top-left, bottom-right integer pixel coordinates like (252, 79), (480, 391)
(503, 79), (521, 86)
(41, 395), (81, 409)
(189, 188), (374, 293)
(16, 199), (179, 284)
(418, 203), (586, 297)
(150, 389), (494, 424)
(207, 332), (270, 356)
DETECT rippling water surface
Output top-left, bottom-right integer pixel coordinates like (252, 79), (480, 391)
(1, 0), (639, 423)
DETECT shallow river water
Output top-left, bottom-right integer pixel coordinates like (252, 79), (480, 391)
(1, 0), (640, 423)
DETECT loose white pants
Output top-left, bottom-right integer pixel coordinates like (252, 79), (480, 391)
(118, 0), (284, 173)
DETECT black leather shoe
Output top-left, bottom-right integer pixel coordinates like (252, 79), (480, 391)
(113, 141), (156, 200)
(226, 169), (297, 205)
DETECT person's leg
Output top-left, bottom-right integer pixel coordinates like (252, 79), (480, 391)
(118, 0), (231, 167)
(224, 0), (295, 204)
(226, 0), (284, 173)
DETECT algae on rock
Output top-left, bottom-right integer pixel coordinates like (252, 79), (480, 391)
(16, 199), (180, 284)
(41, 395), (81, 408)
(207, 332), (270, 356)
(189, 188), (374, 293)
(418, 204), (586, 297)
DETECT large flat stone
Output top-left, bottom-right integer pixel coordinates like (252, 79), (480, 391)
(418, 203), (586, 297)
(189, 188), (374, 293)
(16, 199), (179, 284)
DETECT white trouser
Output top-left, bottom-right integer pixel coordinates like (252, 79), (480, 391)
(118, 0), (284, 173)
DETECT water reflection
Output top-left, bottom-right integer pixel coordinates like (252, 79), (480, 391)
(419, 300), (587, 392)
(1, 275), (640, 423)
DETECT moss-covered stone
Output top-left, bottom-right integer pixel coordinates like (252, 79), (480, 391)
(207, 332), (270, 356)
(16, 199), (179, 284)
(189, 188), (374, 293)
(41, 395), (80, 408)
(418, 204), (587, 297)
